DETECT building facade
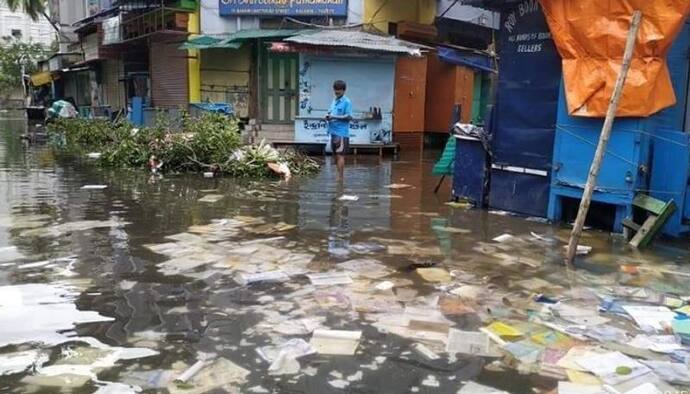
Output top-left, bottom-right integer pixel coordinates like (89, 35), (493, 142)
(0, 0), (54, 45)
(37, 0), (497, 153)
(40, 0), (197, 119)
(190, 0), (443, 146)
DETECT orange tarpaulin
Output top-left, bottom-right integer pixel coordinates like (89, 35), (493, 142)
(539, 0), (690, 118)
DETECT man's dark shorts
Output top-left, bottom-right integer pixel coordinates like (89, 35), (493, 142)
(331, 135), (349, 155)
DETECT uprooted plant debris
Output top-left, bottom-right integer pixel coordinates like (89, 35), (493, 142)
(46, 113), (320, 178)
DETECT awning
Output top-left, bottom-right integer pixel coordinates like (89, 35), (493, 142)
(180, 35), (223, 50)
(30, 72), (53, 87)
(438, 46), (496, 73)
(284, 30), (425, 56)
(180, 29), (302, 50)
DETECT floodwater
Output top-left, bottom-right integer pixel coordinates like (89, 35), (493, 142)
(1, 112), (690, 394)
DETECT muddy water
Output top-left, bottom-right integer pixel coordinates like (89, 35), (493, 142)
(1, 113), (689, 394)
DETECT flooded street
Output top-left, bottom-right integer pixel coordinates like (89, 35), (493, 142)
(2, 113), (690, 394)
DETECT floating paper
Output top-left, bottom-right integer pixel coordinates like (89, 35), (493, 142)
(339, 259), (391, 279)
(503, 341), (542, 363)
(168, 358), (249, 394)
(310, 329), (362, 355)
(198, 194), (224, 203)
(574, 351), (651, 385)
(555, 304), (610, 326)
(235, 270), (289, 285)
(257, 339), (316, 375)
(557, 382), (606, 394)
(411, 343), (440, 360)
(486, 321), (524, 338)
(307, 272), (353, 286)
(641, 360), (690, 385)
(416, 267), (451, 283)
(624, 383), (662, 394)
(257, 339), (316, 363)
(446, 329), (492, 356)
(457, 382), (509, 394)
(629, 335), (683, 353)
(622, 305), (676, 332)
(405, 306), (454, 333)
(81, 185), (107, 190)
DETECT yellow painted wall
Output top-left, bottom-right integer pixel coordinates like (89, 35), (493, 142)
(200, 45), (252, 118)
(364, 0), (437, 32)
(418, 0), (436, 24)
(188, 10), (201, 103)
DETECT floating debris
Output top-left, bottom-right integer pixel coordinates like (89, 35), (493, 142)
(198, 194), (224, 203)
(310, 329), (362, 355)
(385, 184), (413, 189)
(338, 195), (359, 202)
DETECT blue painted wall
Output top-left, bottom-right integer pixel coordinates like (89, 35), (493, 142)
(294, 54), (395, 144)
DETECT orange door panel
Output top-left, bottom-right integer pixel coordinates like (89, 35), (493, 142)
(393, 56), (428, 133)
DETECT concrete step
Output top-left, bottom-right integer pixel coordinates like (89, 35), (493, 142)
(259, 124), (294, 133)
(250, 133), (295, 144)
(249, 125), (295, 143)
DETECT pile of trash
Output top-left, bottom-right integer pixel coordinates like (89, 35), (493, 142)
(129, 215), (690, 393)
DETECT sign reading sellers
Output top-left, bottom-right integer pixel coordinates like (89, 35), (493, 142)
(219, 0), (348, 17)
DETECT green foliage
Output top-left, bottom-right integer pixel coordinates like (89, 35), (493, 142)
(46, 113), (320, 179)
(0, 39), (51, 93)
(284, 150), (321, 177)
(183, 112), (242, 167)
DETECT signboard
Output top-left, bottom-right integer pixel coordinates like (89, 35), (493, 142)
(219, 0), (348, 17)
(294, 117), (392, 145)
(492, 0), (561, 170)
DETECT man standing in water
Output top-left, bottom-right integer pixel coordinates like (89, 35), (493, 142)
(326, 80), (353, 181)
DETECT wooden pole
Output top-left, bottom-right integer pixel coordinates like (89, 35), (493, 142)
(565, 11), (642, 265)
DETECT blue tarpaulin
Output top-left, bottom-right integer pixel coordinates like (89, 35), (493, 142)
(437, 47), (496, 73)
(190, 103), (234, 116)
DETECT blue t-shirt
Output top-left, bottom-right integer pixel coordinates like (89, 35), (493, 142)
(328, 96), (353, 138)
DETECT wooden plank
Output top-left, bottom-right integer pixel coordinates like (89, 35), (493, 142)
(633, 194), (667, 215)
(622, 218), (641, 232)
(630, 215), (658, 248)
(635, 200), (677, 248)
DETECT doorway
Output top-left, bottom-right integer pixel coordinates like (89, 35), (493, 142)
(261, 52), (299, 124)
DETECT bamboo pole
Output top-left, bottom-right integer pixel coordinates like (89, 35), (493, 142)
(566, 11), (642, 265)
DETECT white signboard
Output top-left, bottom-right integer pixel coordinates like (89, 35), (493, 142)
(294, 117), (392, 145)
